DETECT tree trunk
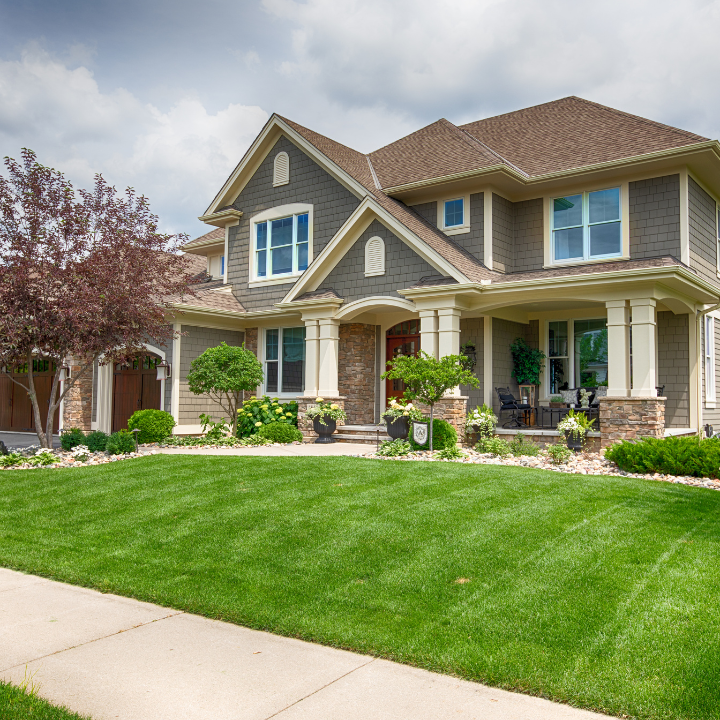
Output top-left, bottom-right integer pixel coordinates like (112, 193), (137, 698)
(429, 403), (434, 451)
(26, 350), (50, 449)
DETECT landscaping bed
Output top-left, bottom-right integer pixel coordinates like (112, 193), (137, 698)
(0, 446), (149, 470)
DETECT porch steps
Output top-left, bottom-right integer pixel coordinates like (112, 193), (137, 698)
(332, 424), (388, 444)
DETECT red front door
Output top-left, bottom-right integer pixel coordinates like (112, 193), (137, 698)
(385, 320), (420, 403)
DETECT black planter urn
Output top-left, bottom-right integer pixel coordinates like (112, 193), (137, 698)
(313, 416), (337, 443)
(564, 431), (584, 452)
(386, 416), (410, 440)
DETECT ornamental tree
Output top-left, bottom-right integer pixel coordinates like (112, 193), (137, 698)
(381, 351), (479, 450)
(0, 149), (198, 448)
(186, 342), (264, 436)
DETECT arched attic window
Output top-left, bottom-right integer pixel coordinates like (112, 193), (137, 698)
(364, 236), (385, 277)
(273, 152), (290, 187)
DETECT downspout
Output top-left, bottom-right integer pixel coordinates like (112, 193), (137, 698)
(696, 301), (720, 436)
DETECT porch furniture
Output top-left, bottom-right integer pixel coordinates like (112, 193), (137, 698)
(517, 384), (537, 426)
(539, 405), (600, 429)
(656, 385), (665, 397)
(495, 387), (536, 428)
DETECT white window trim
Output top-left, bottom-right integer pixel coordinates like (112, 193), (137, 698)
(705, 315), (716, 407)
(437, 194), (470, 235)
(248, 203), (313, 288)
(260, 326), (306, 398)
(543, 182), (630, 269)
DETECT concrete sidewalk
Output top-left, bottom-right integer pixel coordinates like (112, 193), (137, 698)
(0, 569), (608, 720)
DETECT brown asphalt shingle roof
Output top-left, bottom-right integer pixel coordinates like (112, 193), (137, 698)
(182, 227), (225, 251)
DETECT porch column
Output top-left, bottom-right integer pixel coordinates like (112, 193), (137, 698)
(303, 319), (320, 397)
(605, 300), (630, 397)
(419, 310), (438, 359)
(630, 298), (657, 396)
(438, 308), (462, 358)
(318, 318), (340, 397)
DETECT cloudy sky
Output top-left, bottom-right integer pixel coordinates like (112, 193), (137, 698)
(1, 0), (719, 238)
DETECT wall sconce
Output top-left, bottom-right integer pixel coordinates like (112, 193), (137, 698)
(58, 365), (71, 382)
(156, 360), (171, 381)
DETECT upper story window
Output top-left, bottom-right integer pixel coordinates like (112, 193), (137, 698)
(255, 211), (309, 279)
(552, 188), (621, 264)
(273, 152), (290, 186)
(444, 198), (464, 228)
(208, 254), (225, 279)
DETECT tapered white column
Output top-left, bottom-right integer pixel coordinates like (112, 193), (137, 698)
(606, 300), (630, 397)
(630, 298), (657, 396)
(438, 308), (462, 358)
(303, 319), (320, 397)
(419, 310), (438, 359)
(318, 318), (340, 396)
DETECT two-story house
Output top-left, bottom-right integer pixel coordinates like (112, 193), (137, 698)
(57, 96), (720, 446)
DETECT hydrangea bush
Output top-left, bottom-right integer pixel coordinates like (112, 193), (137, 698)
(380, 398), (423, 424)
(305, 398), (348, 426)
(237, 396), (299, 437)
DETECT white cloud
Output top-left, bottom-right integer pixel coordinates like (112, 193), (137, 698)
(0, 47), (269, 235)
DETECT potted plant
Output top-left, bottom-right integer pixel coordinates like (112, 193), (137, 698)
(465, 404), (498, 440)
(381, 398), (423, 440)
(556, 408), (595, 451)
(549, 395), (565, 408)
(305, 398), (348, 443)
(510, 338), (546, 390)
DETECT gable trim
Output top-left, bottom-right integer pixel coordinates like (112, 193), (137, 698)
(281, 197), (469, 303)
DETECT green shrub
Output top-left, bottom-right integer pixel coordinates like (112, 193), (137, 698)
(0, 452), (25, 467)
(60, 428), (86, 451)
(605, 435), (720, 478)
(106, 430), (137, 455)
(256, 422), (303, 444)
(237, 396), (298, 437)
(475, 436), (512, 457)
(127, 409), (175, 443)
(509, 433), (540, 457)
(546, 441), (572, 464)
(377, 438), (412, 457)
(410, 419), (457, 451)
(85, 431), (109, 452)
(435, 445), (466, 460)
(199, 413), (230, 440)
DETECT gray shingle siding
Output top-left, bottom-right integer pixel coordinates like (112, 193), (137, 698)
(512, 199), (544, 273)
(409, 201), (436, 226)
(629, 174), (681, 260)
(492, 194), (513, 273)
(321, 219), (437, 303)
(227, 135), (361, 312)
(460, 317), (484, 409)
(688, 176), (717, 284)
(657, 311), (689, 428)
(178, 325), (244, 424)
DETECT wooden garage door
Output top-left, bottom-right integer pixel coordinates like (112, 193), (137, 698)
(112, 355), (162, 432)
(0, 361), (60, 432)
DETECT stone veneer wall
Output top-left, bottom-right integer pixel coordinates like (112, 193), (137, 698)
(296, 397), (345, 439)
(338, 323), (376, 425)
(62, 358), (94, 431)
(598, 396), (665, 448)
(415, 396), (468, 436)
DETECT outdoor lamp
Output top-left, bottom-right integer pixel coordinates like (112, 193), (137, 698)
(156, 360), (171, 381)
(58, 365), (70, 382)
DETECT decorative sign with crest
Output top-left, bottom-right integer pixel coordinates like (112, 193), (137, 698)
(412, 420), (429, 447)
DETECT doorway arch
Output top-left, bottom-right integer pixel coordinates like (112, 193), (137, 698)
(112, 353), (162, 432)
(385, 319), (420, 402)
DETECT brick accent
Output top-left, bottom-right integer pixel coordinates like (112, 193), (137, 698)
(416, 396), (468, 436)
(296, 397), (345, 440)
(338, 323), (375, 424)
(599, 396), (666, 448)
(62, 359), (93, 431)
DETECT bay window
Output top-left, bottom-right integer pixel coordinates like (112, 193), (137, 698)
(255, 211), (309, 279)
(264, 327), (306, 394)
(547, 318), (608, 394)
(552, 188), (621, 264)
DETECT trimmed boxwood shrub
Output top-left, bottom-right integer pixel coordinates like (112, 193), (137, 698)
(605, 435), (720, 478)
(256, 422), (303, 444)
(106, 429), (137, 455)
(85, 430), (109, 452)
(127, 409), (176, 443)
(60, 428), (86, 451)
(411, 418), (457, 451)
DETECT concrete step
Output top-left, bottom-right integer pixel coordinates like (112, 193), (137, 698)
(334, 424), (388, 444)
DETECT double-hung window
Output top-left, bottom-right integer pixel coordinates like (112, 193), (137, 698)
(255, 212), (309, 279)
(265, 327), (306, 394)
(547, 319), (608, 394)
(705, 315), (716, 403)
(552, 188), (622, 264)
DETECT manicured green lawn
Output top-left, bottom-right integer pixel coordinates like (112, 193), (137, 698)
(0, 681), (90, 719)
(1, 456), (719, 720)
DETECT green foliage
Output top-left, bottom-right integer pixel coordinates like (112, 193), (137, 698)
(509, 433), (541, 457)
(411, 418), (457, 451)
(547, 441), (573, 464)
(1, 678), (91, 720)
(435, 445), (467, 460)
(605, 435), (720, 478)
(27, 450), (60, 467)
(475, 436), (512, 457)
(377, 438), (413, 457)
(106, 429), (137, 455)
(257, 422), (303, 444)
(186, 342), (264, 435)
(200, 413), (230, 440)
(0, 452), (26, 467)
(305, 398), (347, 425)
(159, 435), (272, 447)
(557, 408), (596, 439)
(510, 337), (546, 385)
(128, 409), (175, 443)
(60, 428), (86, 451)
(577, 327), (608, 386)
(237, 396), (299, 437)
(85, 431), (109, 452)
(465, 403), (498, 437)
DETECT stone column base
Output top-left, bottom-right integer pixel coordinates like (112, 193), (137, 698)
(296, 397), (346, 440)
(62, 358), (94, 431)
(416, 396), (468, 436)
(599, 396), (666, 448)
